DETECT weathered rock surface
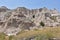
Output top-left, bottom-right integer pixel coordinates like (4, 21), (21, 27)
(0, 6), (60, 35)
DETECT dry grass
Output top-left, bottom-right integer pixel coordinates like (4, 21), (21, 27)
(0, 27), (60, 40)
(16, 27), (60, 39)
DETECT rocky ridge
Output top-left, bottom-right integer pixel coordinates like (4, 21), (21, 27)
(0, 6), (60, 35)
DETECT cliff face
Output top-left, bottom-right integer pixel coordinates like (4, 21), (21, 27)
(0, 6), (60, 35)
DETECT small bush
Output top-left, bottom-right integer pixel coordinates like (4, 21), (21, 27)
(40, 21), (45, 27)
(33, 15), (35, 18)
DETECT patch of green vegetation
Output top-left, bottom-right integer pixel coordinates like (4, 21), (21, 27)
(9, 36), (13, 40)
(16, 27), (60, 40)
(33, 15), (35, 18)
(0, 27), (60, 40)
(35, 31), (54, 40)
(40, 21), (45, 27)
(9, 35), (16, 40)
(35, 34), (48, 40)
(50, 16), (57, 22)
(0, 33), (6, 40)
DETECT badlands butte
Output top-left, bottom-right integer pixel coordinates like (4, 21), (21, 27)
(0, 6), (60, 36)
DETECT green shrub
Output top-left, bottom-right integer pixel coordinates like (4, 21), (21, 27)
(50, 16), (56, 22)
(40, 21), (45, 27)
(33, 15), (35, 18)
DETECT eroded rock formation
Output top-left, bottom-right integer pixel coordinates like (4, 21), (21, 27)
(0, 6), (60, 35)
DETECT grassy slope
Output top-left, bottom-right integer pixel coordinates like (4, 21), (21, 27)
(16, 27), (60, 39)
(0, 27), (60, 40)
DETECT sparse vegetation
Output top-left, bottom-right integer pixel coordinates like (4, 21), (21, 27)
(35, 34), (48, 40)
(16, 27), (60, 40)
(9, 36), (13, 40)
(50, 16), (57, 22)
(0, 27), (60, 40)
(33, 15), (35, 18)
(0, 33), (6, 40)
(40, 21), (45, 27)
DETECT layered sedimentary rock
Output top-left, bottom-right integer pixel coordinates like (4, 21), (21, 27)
(0, 6), (60, 35)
